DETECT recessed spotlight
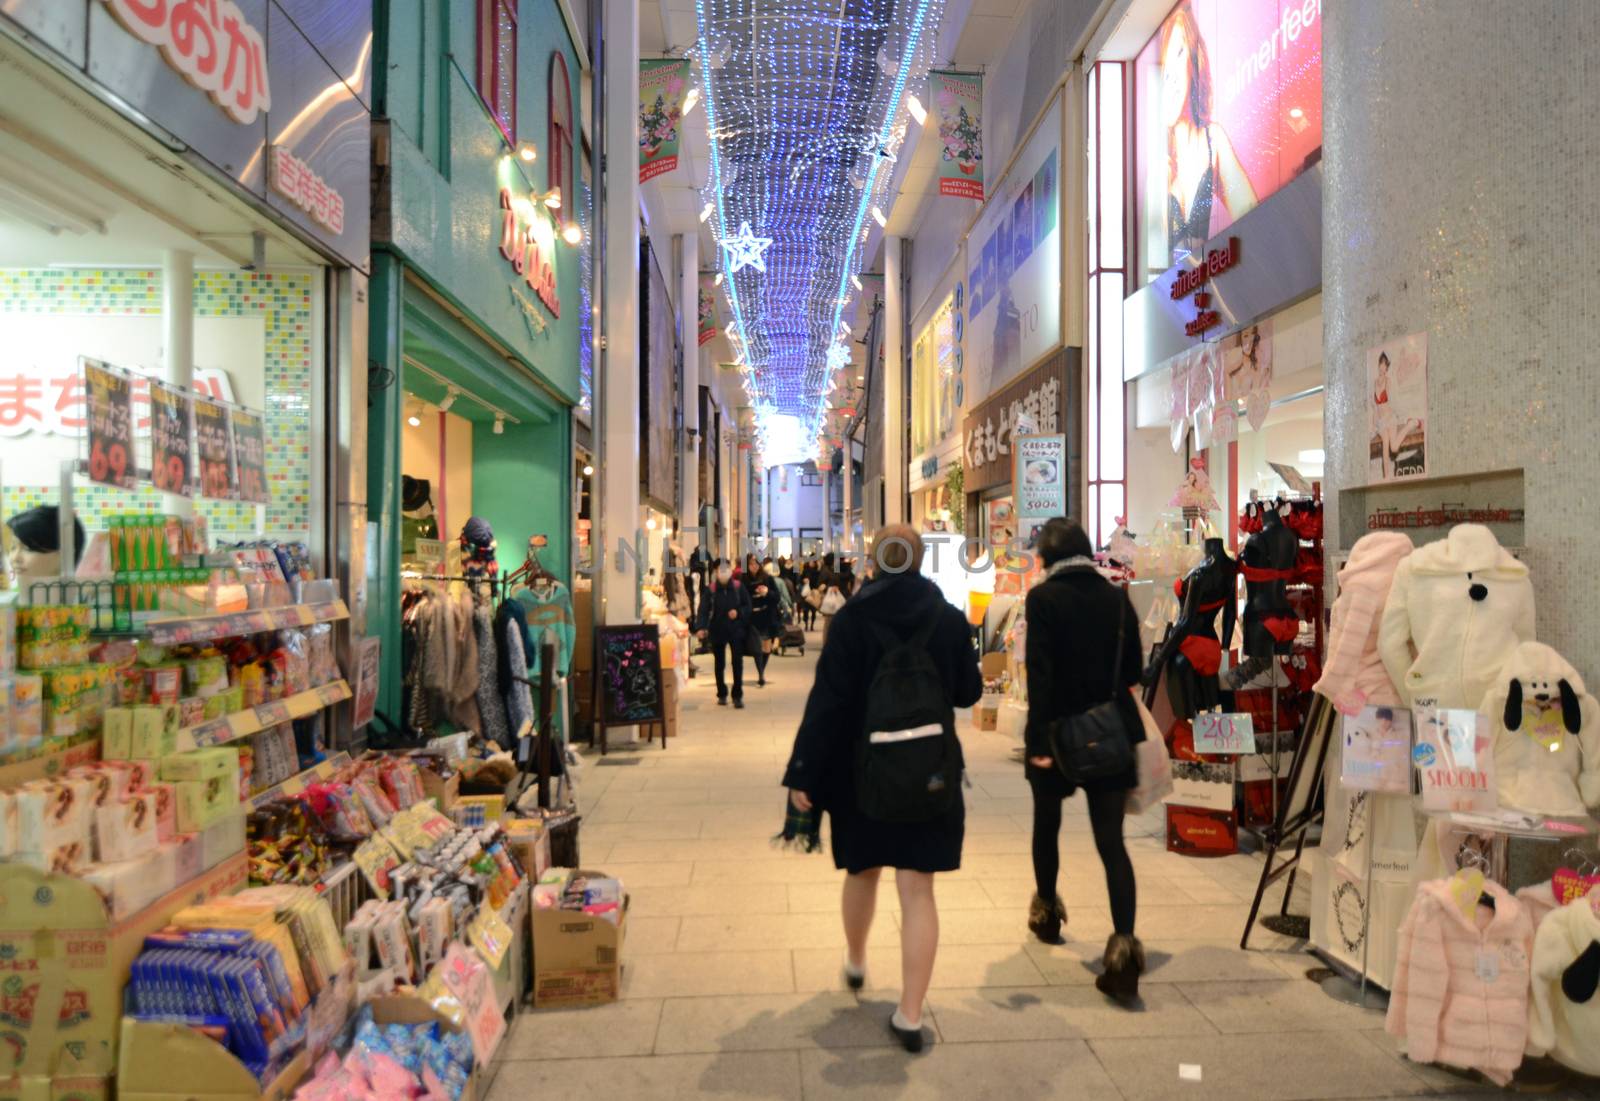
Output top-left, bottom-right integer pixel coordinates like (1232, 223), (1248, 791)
(1288, 106), (1304, 120)
(582, 464), (594, 477)
(407, 411), (422, 428)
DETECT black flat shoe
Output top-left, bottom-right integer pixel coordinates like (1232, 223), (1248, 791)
(717, 697), (728, 706)
(734, 698), (745, 709)
(888, 1011), (925, 1053)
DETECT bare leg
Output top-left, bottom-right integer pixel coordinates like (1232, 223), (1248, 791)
(841, 868), (880, 973)
(895, 870), (939, 1026)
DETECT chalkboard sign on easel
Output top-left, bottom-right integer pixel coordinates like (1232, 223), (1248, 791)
(592, 624), (667, 755)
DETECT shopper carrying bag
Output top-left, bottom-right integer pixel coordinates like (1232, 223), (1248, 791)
(1022, 518), (1146, 1006)
(782, 525), (982, 1053)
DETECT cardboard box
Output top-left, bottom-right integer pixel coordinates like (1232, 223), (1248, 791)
(972, 696), (1000, 731)
(418, 766), (460, 814)
(1165, 805), (1238, 856)
(532, 884), (626, 1008)
(117, 1018), (309, 1101)
(503, 819), (553, 881)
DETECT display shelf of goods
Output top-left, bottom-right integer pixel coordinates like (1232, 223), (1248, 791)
(249, 751), (353, 810)
(0, 732), (101, 789)
(179, 680), (352, 751)
(0, 854), (247, 1093)
(144, 599), (350, 646)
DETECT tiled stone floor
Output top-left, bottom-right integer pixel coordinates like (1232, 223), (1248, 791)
(486, 631), (1600, 1100)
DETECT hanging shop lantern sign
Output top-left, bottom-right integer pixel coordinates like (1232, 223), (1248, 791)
(498, 189), (560, 318)
(100, 0), (272, 125)
(931, 71), (984, 200)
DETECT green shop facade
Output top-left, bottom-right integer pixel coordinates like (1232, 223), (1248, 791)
(367, 0), (586, 728)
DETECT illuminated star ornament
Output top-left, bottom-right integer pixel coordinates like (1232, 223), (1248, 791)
(721, 221), (773, 274)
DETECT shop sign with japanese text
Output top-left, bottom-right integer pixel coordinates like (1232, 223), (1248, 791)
(962, 353), (1067, 492)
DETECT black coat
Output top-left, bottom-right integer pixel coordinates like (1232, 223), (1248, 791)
(1023, 565), (1145, 790)
(748, 580), (781, 637)
(783, 573), (982, 873)
(696, 579), (752, 644)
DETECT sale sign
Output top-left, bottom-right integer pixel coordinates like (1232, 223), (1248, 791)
(1194, 711), (1257, 755)
(149, 379), (193, 497)
(82, 358), (135, 489)
(229, 407), (269, 504)
(193, 394), (236, 500)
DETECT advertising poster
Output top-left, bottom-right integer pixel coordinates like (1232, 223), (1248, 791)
(193, 394), (236, 499)
(1014, 435), (1066, 519)
(1413, 707), (1497, 814)
(1222, 318), (1274, 430)
(1341, 706), (1412, 794)
(966, 93), (1061, 397)
(1135, 0), (1324, 268)
(986, 498), (1022, 596)
(697, 273), (719, 346)
(229, 407), (270, 504)
(1367, 331), (1427, 481)
(148, 379), (193, 497)
(639, 59), (690, 183)
(81, 358), (136, 489)
(932, 70), (984, 200)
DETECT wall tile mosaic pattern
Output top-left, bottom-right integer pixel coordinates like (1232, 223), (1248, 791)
(1323, 2), (1600, 678)
(0, 269), (314, 544)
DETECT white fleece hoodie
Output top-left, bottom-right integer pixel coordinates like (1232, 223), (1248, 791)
(1528, 896), (1600, 1076)
(1314, 532), (1413, 715)
(1482, 642), (1600, 817)
(1377, 525), (1535, 711)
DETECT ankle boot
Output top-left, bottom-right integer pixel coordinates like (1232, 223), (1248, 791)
(1095, 933), (1144, 1006)
(1027, 894), (1067, 944)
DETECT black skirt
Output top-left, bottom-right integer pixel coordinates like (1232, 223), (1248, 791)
(826, 794), (965, 875)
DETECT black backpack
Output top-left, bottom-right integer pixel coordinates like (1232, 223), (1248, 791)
(853, 618), (963, 822)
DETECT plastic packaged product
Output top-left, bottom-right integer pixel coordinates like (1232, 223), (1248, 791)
(303, 624), (337, 687)
(275, 630), (311, 697)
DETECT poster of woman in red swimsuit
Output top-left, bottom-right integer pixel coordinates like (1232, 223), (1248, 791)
(1366, 333), (1428, 482)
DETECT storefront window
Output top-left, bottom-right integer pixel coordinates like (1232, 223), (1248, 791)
(910, 293), (954, 457)
(1132, 0), (1322, 284)
(477, 0), (519, 144)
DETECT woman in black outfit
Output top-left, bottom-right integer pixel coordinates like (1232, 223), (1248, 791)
(747, 573), (780, 687)
(783, 527), (982, 1052)
(799, 558), (821, 629)
(1023, 518), (1145, 1005)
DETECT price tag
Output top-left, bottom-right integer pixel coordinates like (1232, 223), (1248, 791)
(1474, 948), (1500, 983)
(316, 682), (347, 707)
(290, 606), (314, 626)
(256, 700), (291, 727)
(1194, 712), (1256, 755)
(246, 612), (274, 633)
(314, 603), (339, 622)
(190, 719), (233, 747)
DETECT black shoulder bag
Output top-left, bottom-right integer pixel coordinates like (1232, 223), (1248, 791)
(1049, 599), (1137, 783)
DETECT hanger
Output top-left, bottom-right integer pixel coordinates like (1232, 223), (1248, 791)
(1449, 843), (1495, 918)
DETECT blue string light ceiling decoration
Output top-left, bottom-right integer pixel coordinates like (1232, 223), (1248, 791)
(695, 0), (948, 451)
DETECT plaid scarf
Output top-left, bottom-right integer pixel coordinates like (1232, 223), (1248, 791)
(773, 800), (823, 854)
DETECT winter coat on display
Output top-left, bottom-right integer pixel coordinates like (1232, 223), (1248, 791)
(1385, 878), (1534, 1087)
(782, 572), (982, 873)
(1143, 538), (1236, 718)
(1239, 508), (1300, 659)
(1482, 642), (1600, 817)
(696, 579), (752, 645)
(1377, 524), (1534, 711)
(1313, 532), (1413, 715)
(1528, 896), (1600, 1076)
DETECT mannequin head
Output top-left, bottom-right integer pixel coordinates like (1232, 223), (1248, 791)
(6, 506), (84, 583)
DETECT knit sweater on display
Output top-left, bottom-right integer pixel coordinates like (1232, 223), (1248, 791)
(1376, 524), (1534, 711)
(1313, 532), (1412, 715)
(1528, 896), (1600, 1076)
(1385, 879), (1534, 1086)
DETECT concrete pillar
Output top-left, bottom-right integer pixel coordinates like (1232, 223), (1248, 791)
(820, 467), (831, 551)
(882, 236), (906, 524)
(842, 441), (854, 554)
(162, 249), (194, 518)
(598, 0), (640, 624)
(676, 234), (699, 547)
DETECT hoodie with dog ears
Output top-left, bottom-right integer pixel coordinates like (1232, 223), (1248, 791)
(1482, 641), (1600, 817)
(1314, 532), (1413, 715)
(1528, 897), (1600, 1076)
(1377, 524), (1535, 711)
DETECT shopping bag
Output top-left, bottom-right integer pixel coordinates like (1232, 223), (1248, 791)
(819, 588), (846, 616)
(1127, 690), (1174, 813)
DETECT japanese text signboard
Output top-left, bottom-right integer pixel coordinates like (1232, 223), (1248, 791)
(82, 358), (135, 490)
(962, 352), (1068, 493)
(193, 394), (236, 500)
(100, 0), (273, 125)
(229, 406), (269, 503)
(148, 379), (193, 497)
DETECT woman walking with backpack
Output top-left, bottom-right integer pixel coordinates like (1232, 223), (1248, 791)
(782, 525), (982, 1052)
(1022, 518), (1146, 1005)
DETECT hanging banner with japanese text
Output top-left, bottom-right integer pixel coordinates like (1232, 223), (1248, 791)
(932, 71), (984, 200)
(698, 273), (719, 346)
(193, 394), (236, 500)
(229, 407), (270, 504)
(962, 352), (1067, 493)
(639, 59), (691, 183)
(82, 358), (135, 490)
(148, 379), (193, 498)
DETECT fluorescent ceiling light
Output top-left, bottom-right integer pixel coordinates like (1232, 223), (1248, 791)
(906, 94), (927, 126)
(870, 205), (887, 228)
(699, 202), (713, 223)
(682, 87), (700, 114)
(850, 275), (863, 291)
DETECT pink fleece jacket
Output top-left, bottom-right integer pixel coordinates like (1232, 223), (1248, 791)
(1314, 532), (1413, 715)
(1385, 879), (1534, 1086)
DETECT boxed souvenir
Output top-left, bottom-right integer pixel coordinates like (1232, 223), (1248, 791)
(176, 776), (241, 834)
(160, 746), (240, 784)
(95, 792), (159, 863)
